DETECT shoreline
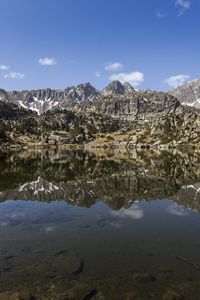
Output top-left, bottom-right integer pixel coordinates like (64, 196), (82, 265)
(1, 140), (200, 152)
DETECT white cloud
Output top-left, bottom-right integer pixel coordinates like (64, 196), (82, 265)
(164, 74), (190, 88)
(175, 0), (191, 15)
(105, 62), (124, 71)
(109, 71), (144, 87)
(3, 72), (25, 80)
(112, 204), (144, 220)
(0, 64), (10, 70)
(95, 71), (101, 78)
(38, 57), (57, 66)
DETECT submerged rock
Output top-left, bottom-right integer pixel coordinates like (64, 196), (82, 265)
(0, 291), (20, 300)
(132, 272), (156, 283)
(64, 283), (96, 300)
(126, 291), (139, 300)
(162, 289), (184, 300)
(51, 253), (83, 276)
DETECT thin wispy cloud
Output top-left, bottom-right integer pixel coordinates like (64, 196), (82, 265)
(38, 57), (57, 66)
(109, 71), (144, 87)
(156, 11), (166, 18)
(175, 0), (191, 16)
(3, 72), (25, 80)
(0, 64), (10, 70)
(105, 62), (124, 71)
(95, 71), (101, 78)
(164, 74), (190, 88)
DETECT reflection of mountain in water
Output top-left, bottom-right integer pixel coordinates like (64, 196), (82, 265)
(1, 149), (200, 211)
(173, 183), (200, 213)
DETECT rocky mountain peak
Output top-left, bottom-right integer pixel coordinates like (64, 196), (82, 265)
(123, 82), (135, 93)
(0, 88), (8, 101)
(102, 80), (135, 96)
(65, 82), (100, 103)
(170, 77), (200, 109)
(75, 82), (99, 99)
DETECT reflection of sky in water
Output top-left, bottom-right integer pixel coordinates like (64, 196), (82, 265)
(1, 198), (200, 297)
(0, 200), (70, 229)
(0, 199), (193, 236)
(0, 199), (193, 229)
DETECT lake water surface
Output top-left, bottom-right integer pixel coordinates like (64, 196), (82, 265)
(1, 149), (200, 299)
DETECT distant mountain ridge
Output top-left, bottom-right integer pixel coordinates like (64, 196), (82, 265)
(0, 80), (136, 115)
(1, 77), (200, 115)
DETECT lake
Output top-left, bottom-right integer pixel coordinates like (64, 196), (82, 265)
(1, 148), (200, 299)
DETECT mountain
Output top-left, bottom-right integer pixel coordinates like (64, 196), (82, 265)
(102, 80), (135, 95)
(2, 79), (200, 149)
(171, 78), (200, 109)
(0, 81), (135, 115)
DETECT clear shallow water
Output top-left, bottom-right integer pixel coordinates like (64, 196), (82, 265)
(1, 149), (200, 299)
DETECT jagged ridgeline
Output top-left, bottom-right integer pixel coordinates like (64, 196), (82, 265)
(0, 79), (200, 147)
(0, 81), (135, 114)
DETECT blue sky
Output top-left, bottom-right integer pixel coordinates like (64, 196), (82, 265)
(0, 0), (199, 91)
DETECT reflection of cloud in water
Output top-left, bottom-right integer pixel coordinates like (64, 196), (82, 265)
(0, 211), (26, 227)
(0, 221), (8, 227)
(112, 204), (144, 220)
(97, 217), (122, 229)
(10, 212), (26, 219)
(106, 221), (122, 229)
(167, 203), (189, 217)
(43, 225), (56, 234)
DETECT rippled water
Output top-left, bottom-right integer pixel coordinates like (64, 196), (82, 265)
(1, 149), (200, 299)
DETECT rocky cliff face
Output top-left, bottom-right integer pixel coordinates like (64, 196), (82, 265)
(78, 90), (180, 121)
(171, 78), (200, 109)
